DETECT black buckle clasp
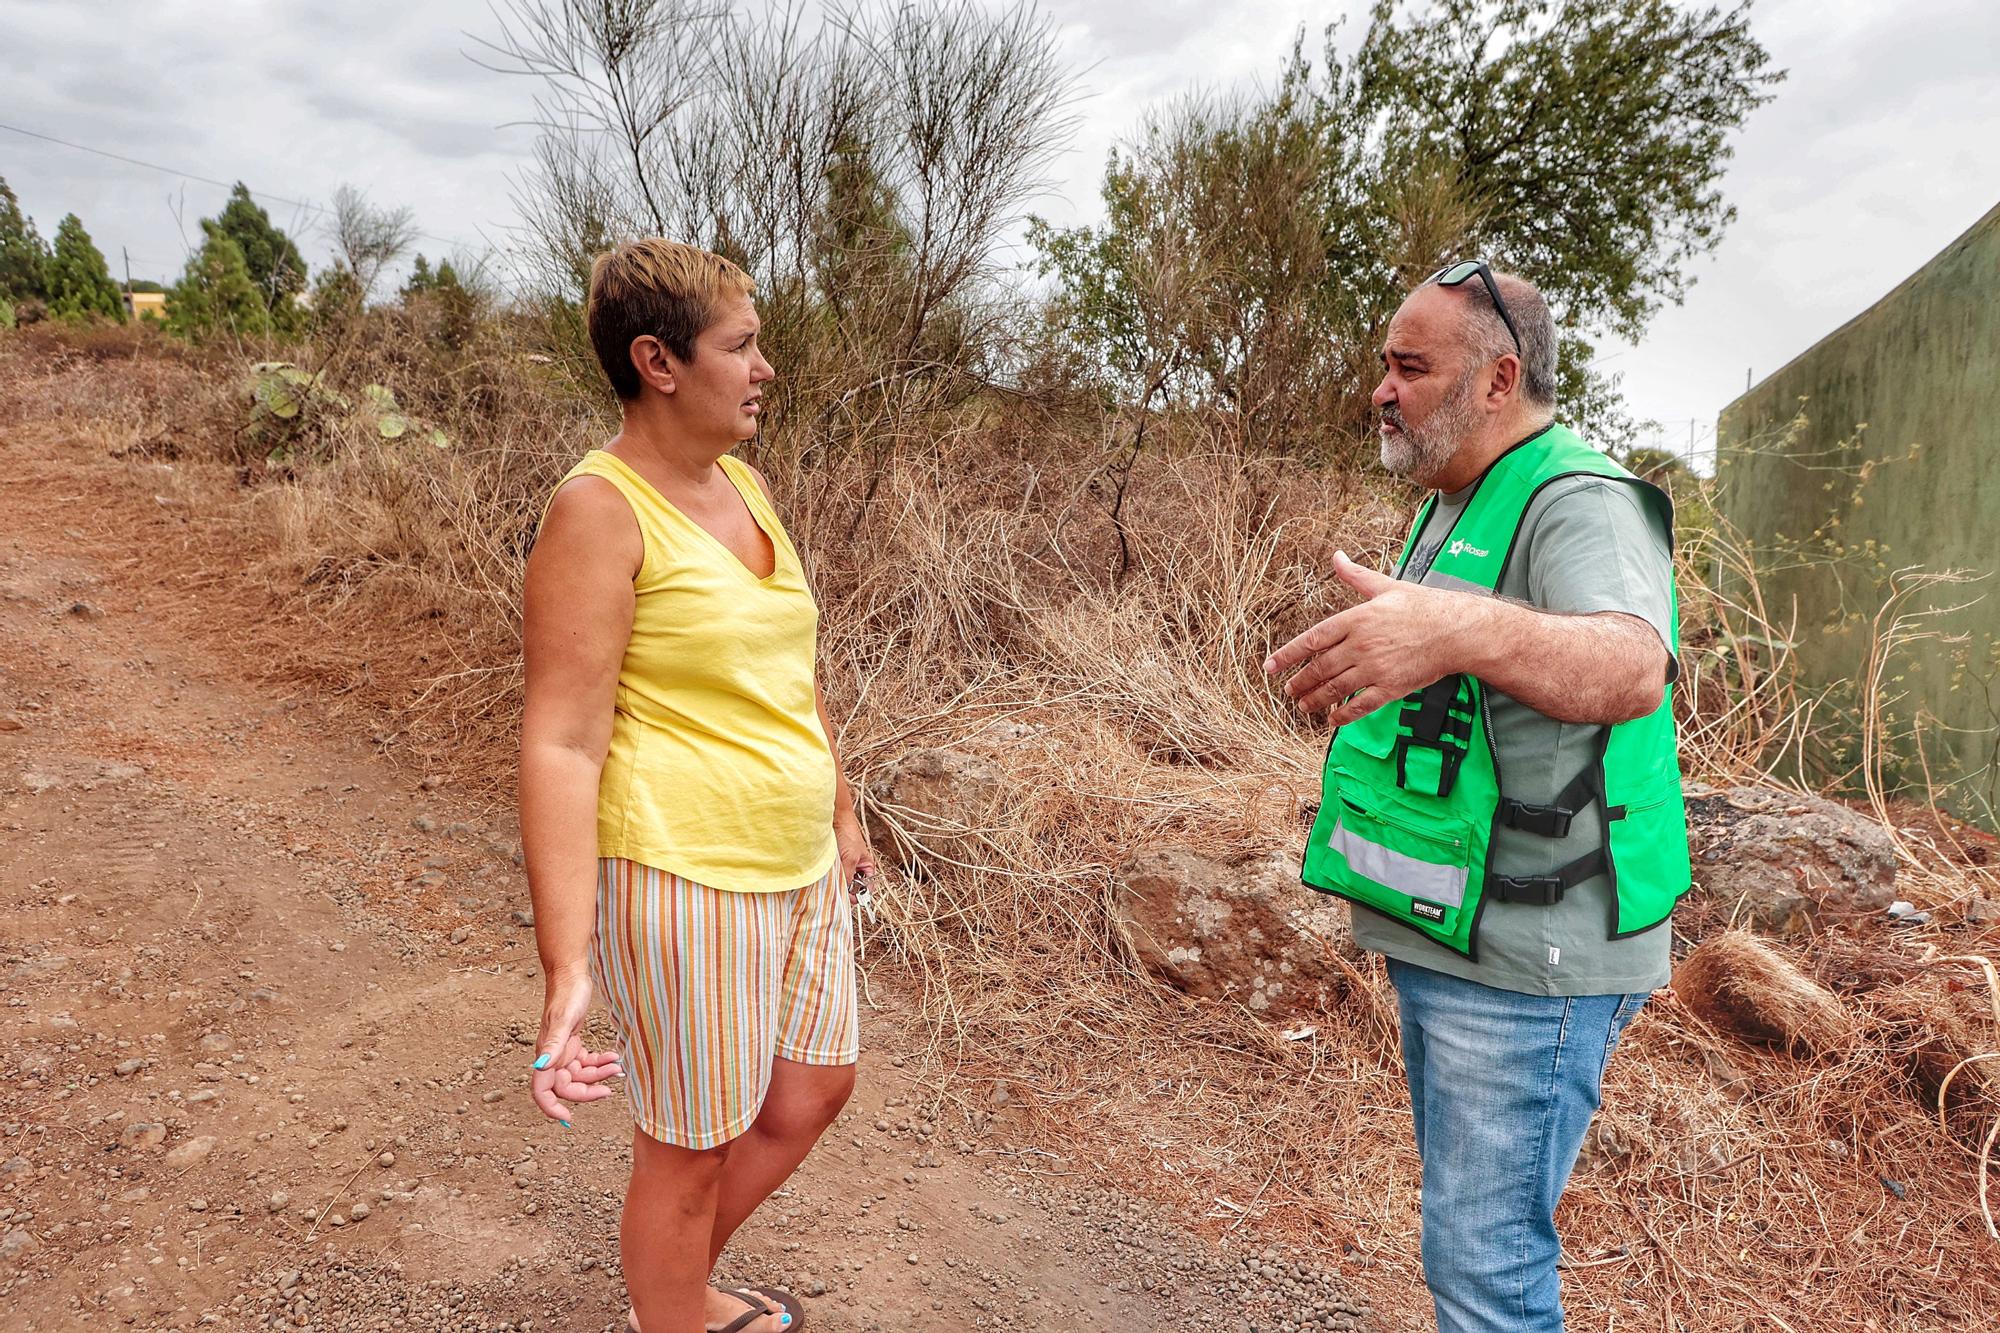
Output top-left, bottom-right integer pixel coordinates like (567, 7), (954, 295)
(1492, 874), (1566, 906)
(1499, 798), (1574, 838)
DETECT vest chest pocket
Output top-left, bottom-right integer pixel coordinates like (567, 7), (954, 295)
(1325, 790), (1476, 931)
(1331, 718), (1399, 763)
(1331, 677), (1475, 798)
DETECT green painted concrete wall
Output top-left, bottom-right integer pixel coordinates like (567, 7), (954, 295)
(1716, 201), (2000, 827)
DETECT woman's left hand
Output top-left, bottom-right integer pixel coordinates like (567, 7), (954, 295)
(834, 808), (875, 885)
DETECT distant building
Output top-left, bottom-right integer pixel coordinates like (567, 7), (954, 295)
(1716, 201), (2000, 828)
(122, 290), (166, 321)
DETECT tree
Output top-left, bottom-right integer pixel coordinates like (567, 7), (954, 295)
(46, 214), (124, 322)
(811, 135), (916, 360)
(400, 253), (472, 302)
(167, 223), (270, 340)
(400, 252), (483, 350)
(401, 253), (437, 298)
(1030, 74), (1377, 457)
(1352, 0), (1779, 340)
(307, 262), (365, 337)
(327, 184), (417, 305)
(1036, 0), (1782, 448)
(486, 0), (1078, 448)
(426, 258), (482, 350)
(213, 183), (307, 329)
(0, 176), (49, 302)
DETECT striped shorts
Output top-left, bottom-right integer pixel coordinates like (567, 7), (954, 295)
(589, 859), (859, 1150)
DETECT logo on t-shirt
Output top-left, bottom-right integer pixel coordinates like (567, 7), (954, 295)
(1446, 538), (1490, 560)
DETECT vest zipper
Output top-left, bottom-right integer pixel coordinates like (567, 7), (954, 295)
(1341, 796), (1466, 851)
(1478, 683), (1501, 790)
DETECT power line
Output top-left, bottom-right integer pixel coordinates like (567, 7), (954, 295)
(0, 119), (483, 255)
(1, 121), (325, 215)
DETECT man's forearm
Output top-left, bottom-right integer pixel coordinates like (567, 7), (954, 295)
(1452, 596), (1669, 725)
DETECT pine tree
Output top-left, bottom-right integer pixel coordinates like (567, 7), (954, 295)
(402, 253), (435, 299)
(814, 138), (909, 312)
(307, 262), (364, 337)
(214, 183), (306, 330)
(430, 259), (480, 350)
(812, 138), (913, 358)
(46, 214), (123, 322)
(0, 176), (49, 302)
(167, 223), (270, 340)
(400, 253), (479, 349)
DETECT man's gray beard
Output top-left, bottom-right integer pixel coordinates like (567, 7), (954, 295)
(1380, 367), (1482, 485)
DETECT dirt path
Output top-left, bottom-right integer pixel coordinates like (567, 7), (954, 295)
(0, 445), (1375, 1330)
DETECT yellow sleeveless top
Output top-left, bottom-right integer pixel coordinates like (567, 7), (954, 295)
(548, 449), (838, 893)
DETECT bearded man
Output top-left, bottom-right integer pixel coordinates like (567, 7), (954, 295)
(1265, 263), (1691, 1333)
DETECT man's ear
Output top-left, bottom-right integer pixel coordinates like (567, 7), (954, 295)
(1485, 352), (1522, 407)
(629, 335), (676, 396)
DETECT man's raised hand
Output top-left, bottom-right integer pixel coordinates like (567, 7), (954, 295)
(1263, 551), (1475, 726)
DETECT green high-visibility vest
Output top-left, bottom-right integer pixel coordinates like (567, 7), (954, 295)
(1299, 424), (1691, 959)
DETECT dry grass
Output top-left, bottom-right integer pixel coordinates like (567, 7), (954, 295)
(5, 321), (1999, 1330)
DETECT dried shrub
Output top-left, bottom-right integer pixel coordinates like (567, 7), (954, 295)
(1675, 930), (1857, 1056)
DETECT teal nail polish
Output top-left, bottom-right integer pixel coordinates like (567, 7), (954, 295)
(532, 1054), (552, 1070)
(559, 1119), (571, 1129)
(780, 1317), (791, 1328)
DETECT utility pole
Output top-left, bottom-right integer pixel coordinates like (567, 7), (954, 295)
(122, 246), (132, 319)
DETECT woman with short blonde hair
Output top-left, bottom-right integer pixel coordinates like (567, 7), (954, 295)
(520, 238), (871, 1332)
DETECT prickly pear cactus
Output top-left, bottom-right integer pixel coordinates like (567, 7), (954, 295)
(243, 362), (450, 460)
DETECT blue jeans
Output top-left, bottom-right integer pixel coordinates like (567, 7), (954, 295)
(1387, 958), (1649, 1333)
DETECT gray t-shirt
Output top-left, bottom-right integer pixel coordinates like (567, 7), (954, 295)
(1348, 472), (1677, 997)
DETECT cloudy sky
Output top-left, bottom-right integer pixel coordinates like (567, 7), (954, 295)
(5, 0), (1997, 455)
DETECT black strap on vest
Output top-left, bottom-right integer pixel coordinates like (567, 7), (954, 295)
(1492, 764), (1609, 903)
(1394, 675), (1476, 799)
(1490, 847), (1609, 905)
(1497, 765), (1597, 839)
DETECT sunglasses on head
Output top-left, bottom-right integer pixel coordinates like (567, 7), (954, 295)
(1428, 259), (1522, 358)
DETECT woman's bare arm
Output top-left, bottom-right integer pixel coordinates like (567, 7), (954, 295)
(520, 476), (639, 1117)
(741, 459), (875, 885)
(815, 681), (875, 881)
